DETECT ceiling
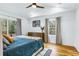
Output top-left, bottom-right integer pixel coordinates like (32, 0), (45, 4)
(0, 3), (78, 19)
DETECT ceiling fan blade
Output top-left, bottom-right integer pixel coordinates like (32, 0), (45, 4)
(36, 5), (44, 8)
(26, 3), (44, 8)
(26, 4), (32, 8)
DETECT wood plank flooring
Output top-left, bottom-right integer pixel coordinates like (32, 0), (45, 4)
(44, 43), (79, 56)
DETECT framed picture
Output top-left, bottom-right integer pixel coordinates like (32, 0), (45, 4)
(32, 20), (40, 27)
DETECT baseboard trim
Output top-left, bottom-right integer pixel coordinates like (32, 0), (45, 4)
(74, 46), (79, 52)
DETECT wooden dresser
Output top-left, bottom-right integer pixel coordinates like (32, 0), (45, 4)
(28, 32), (45, 42)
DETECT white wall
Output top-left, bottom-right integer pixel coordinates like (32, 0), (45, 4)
(21, 19), (30, 35)
(29, 17), (45, 32)
(27, 10), (76, 46)
(74, 7), (79, 51)
(61, 11), (76, 46)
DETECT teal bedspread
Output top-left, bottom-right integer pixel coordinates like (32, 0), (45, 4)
(3, 36), (44, 56)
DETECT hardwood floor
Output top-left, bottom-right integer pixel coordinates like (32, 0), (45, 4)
(44, 43), (79, 56)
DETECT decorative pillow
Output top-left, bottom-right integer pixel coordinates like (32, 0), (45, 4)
(3, 38), (10, 50)
(3, 34), (14, 43)
(3, 43), (7, 50)
(3, 38), (10, 46)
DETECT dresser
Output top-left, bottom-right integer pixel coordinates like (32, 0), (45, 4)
(28, 32), (45, 42)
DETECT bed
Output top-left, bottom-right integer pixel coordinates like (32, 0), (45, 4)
(3, 35), (44, 56)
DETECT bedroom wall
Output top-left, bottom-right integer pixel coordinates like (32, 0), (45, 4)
(60, 11), (76, 46)
(74, 7), (79, 52)
(21, 18), (30, 35)
(28, 17), (45, 32)
(28, 10), (76, 46)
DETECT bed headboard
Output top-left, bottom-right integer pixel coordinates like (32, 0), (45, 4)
(28, 32), (45, 42)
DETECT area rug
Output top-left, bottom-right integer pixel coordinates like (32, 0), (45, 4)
(37, 48), (52, 56)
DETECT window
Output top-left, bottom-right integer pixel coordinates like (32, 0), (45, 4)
(1, 19), (7, 34)
(48, 19), (56, 35)
(0, 18), (17, 36)
(8, 20), (16, 36)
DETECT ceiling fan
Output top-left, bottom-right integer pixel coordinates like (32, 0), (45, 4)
(26, 3), (44, 8)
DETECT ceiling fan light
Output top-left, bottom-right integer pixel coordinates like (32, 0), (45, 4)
(32, 5), (36, 8)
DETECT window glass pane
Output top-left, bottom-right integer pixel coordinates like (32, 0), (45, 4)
(1, 19), (7, 34)
(48, 19), (56, 35)
(8, 20), (16, 36)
